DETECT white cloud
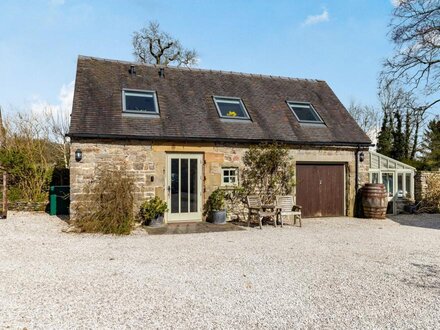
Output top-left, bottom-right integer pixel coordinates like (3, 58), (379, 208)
(31, 81), (74, 119)
(303, 9), (329, 26)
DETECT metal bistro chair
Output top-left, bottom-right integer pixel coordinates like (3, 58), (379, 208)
(246, 195), (276, 229)
(275, 195), (302, 227)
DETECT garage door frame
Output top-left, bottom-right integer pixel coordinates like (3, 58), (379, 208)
(295, 162), (347, 217)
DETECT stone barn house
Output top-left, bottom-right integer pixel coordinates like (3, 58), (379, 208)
(68, 56), (372, 222)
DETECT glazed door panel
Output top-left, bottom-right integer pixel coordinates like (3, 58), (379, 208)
(167, 154), (203, 222)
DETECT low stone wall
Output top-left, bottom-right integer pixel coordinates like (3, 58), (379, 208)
(415, 171), (440, 202)
(8, 201), (47, 212)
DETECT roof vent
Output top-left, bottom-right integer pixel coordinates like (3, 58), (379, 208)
(159, 67), (165, 78)
(129, 65), (136, 75)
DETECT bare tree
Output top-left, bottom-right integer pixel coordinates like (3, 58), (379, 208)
(43, 107), (70, 168)
(132, 21), (198, 67)
(382, 0), (440, 111)
(378, 80), (428, 159)
(347, 100), (381, 142)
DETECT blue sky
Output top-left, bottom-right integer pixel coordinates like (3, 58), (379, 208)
(0, 0), (396, 114)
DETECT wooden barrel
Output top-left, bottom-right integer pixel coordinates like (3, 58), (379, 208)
(362, 183), (388, 219)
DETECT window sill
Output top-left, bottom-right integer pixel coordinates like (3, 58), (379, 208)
(122, 112), (160, 118)
(298, 122), (326, 127)
(220, 118), (252, 123)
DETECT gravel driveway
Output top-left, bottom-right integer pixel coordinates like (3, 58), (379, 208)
(1, 212), (439, 329)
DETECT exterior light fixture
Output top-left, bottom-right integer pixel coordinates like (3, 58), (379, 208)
(75, 149), (82, 162)
(359, 151), (365, 162)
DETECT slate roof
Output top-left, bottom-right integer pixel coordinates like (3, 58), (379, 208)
(69, 56), (371, 146)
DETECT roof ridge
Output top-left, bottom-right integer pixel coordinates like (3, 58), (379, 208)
(77, 55), (325, 83)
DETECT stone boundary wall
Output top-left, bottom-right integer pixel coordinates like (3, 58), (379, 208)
(415, 170), (440, 202)
(8, 201), (47, 212)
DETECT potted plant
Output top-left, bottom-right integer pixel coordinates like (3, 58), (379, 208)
(140, 196), (168, 227)
(204, 188), (227, 224)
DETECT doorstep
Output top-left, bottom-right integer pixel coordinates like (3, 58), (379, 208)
(144, 221), (245, 235)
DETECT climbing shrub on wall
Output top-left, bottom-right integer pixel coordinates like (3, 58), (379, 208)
(242, 143), (295, 204)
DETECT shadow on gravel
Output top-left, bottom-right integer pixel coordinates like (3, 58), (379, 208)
(401, 263), (440, 291)
(55, 214), (70, 223)
(388, 214), (440, 230)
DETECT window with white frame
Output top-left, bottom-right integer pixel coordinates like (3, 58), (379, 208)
(381, 172), (394, 197)
(122, 89), (159, 114)
(213, 96), (250, 120)
(287, 102), (324, 123)
(222, 168), (238, 186)
(397, 173), (404, 198)
(369, 171), (413, 199)
(370, 172), (379, 184)
(405, 173), (412, 198)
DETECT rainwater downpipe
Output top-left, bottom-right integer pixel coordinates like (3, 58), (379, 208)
(355, 146), (360, 193)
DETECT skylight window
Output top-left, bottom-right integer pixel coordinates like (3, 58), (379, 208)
(213, 96), (250, 120)
(287, 102), (323, 123)
(123, 89), (159, 114)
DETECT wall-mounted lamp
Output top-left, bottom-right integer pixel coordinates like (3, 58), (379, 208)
(359, 151), (365, 162)
(75, 149), (83, 162)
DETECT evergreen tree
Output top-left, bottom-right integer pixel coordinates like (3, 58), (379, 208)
(422, 118), (440, 170)
(391, 111), (405, 161)
(377, 112), (393, 156)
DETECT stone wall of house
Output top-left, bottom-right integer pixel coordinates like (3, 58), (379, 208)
(415, 170), (440, 202)
(70, 139), (368, 221)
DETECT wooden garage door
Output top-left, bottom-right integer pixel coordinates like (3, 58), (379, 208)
(296, 164), (345, 217)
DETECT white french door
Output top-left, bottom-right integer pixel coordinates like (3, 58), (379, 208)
(166, 154), (203, 222)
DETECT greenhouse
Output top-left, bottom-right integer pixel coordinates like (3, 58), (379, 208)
(368, 151), (416, 215)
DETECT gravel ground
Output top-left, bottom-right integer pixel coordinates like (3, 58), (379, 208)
(1, 212), (440, 329)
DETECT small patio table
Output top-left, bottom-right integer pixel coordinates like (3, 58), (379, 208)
(261, 204), (277, 227)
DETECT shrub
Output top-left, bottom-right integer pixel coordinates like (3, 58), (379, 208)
(223, 186), (246, 220)
(0, 111), (64, 203)
(74, 165), (135, 235)
(242, 143), (295, 203)
(0, 144), (53, 202)
(139, 196), (167, 224)
(203, 188), (225, 216)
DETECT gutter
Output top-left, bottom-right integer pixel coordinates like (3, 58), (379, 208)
(67, 133), (373, 148)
